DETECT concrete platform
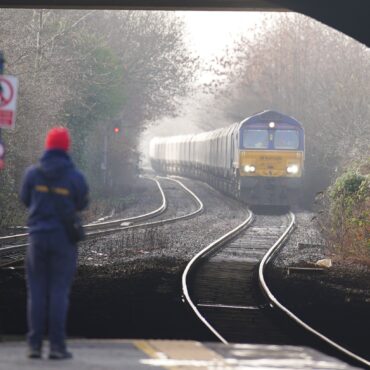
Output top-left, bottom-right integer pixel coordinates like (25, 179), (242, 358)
(0, 339), (360, 369)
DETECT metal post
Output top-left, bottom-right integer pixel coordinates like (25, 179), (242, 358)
(0, 51), (4, 75)
(102, 128), (108, 185)
(0, 51), (4, 143)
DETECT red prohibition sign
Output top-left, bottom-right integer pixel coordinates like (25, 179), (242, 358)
(0, 77), (14, 108)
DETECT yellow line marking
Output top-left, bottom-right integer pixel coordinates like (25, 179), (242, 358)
(133, 340), (160, 359)
(134, 340), (180, 370)
(138, 340), (226, 370)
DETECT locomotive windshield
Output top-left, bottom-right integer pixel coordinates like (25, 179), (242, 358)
(242, 129), (269, 149)
(274, 130), (299, 149)
(242, 128), (300, 150)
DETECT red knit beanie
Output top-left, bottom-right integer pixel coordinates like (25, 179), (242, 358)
(45, 127), (70, 152)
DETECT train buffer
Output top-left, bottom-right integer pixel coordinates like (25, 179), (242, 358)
(0, 339), (360, 369)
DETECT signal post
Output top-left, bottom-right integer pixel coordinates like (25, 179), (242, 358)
(0, 51), (4, 169)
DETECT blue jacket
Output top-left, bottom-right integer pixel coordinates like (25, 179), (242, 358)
(20, 150), (89, 233)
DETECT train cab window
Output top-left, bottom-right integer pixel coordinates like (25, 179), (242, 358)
(243, 129), (269, 149)
(274, 130), (299, 149)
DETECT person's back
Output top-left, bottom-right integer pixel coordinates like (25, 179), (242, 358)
(20, 127), (89, 360)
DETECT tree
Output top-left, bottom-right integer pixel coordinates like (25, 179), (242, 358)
(202, 13), (370, 204)
(0, 9), (196, 226)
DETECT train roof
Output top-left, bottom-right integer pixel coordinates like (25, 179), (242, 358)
(240, 110), (303, 128)
(150, 110), (303, 148)
(150, 134), (194, 145)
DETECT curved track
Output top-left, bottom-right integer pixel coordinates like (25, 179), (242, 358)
(182, 211), (289, 343)
(183, 210), (370, 368)
(0, 177), (203, 267)
(84, 177), (167, 230)
(259, 214), (370, 369)
(0, 177), (165, 266)
(84, 177), (203, 239)
(0, 177), (166, 245)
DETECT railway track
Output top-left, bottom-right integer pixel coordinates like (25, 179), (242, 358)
(0, 177), (166, 245)
(0, 176), (203, 267)
(183, 210), (370, 369)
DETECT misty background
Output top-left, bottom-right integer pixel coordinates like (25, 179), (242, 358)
(0, 10), (369, 226)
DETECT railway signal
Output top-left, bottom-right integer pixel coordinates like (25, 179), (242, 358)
(113, 127), (120, 134)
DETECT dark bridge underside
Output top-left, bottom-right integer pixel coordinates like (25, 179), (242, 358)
(0, 0), (369, 47)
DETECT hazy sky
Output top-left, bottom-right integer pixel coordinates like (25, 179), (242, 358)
(180, 11), (268, 61)
(140, 11), (272, 163)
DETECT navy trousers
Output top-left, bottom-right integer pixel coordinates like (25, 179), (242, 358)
(26, 229), (77, 351)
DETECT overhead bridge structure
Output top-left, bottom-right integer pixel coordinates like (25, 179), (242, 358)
(0, 1), (368, 47)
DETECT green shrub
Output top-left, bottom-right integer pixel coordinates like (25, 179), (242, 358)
(326, 163), (369, 259)
(330, 172), (367, 199)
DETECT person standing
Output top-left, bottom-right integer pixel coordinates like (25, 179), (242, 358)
(20, 127), (89, 360)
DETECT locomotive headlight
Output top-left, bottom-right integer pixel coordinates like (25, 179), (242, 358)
(287, 164), (299, 174)
(244, 165), (256, 173)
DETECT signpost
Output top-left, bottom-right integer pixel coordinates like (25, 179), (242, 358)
(0, 141), (4, 170)
(0, 75), (18, 129)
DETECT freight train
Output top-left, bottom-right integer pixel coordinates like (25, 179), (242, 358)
(149, 110), (304, 205)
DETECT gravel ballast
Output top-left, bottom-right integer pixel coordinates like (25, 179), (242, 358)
(0, 177), (249, 340)
(0, 177), (368, 358)
(266, 211), (370, 360)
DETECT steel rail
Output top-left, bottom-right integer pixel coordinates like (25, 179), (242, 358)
(182, 209), (254, 344)
(84, 177), (204, 239)
(84, 177), (167, 229)
(0, 177), (166, 243)
(0, 243), (28, 268)
(0, 177), (203, 264)
(258, 212), (370, 368)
